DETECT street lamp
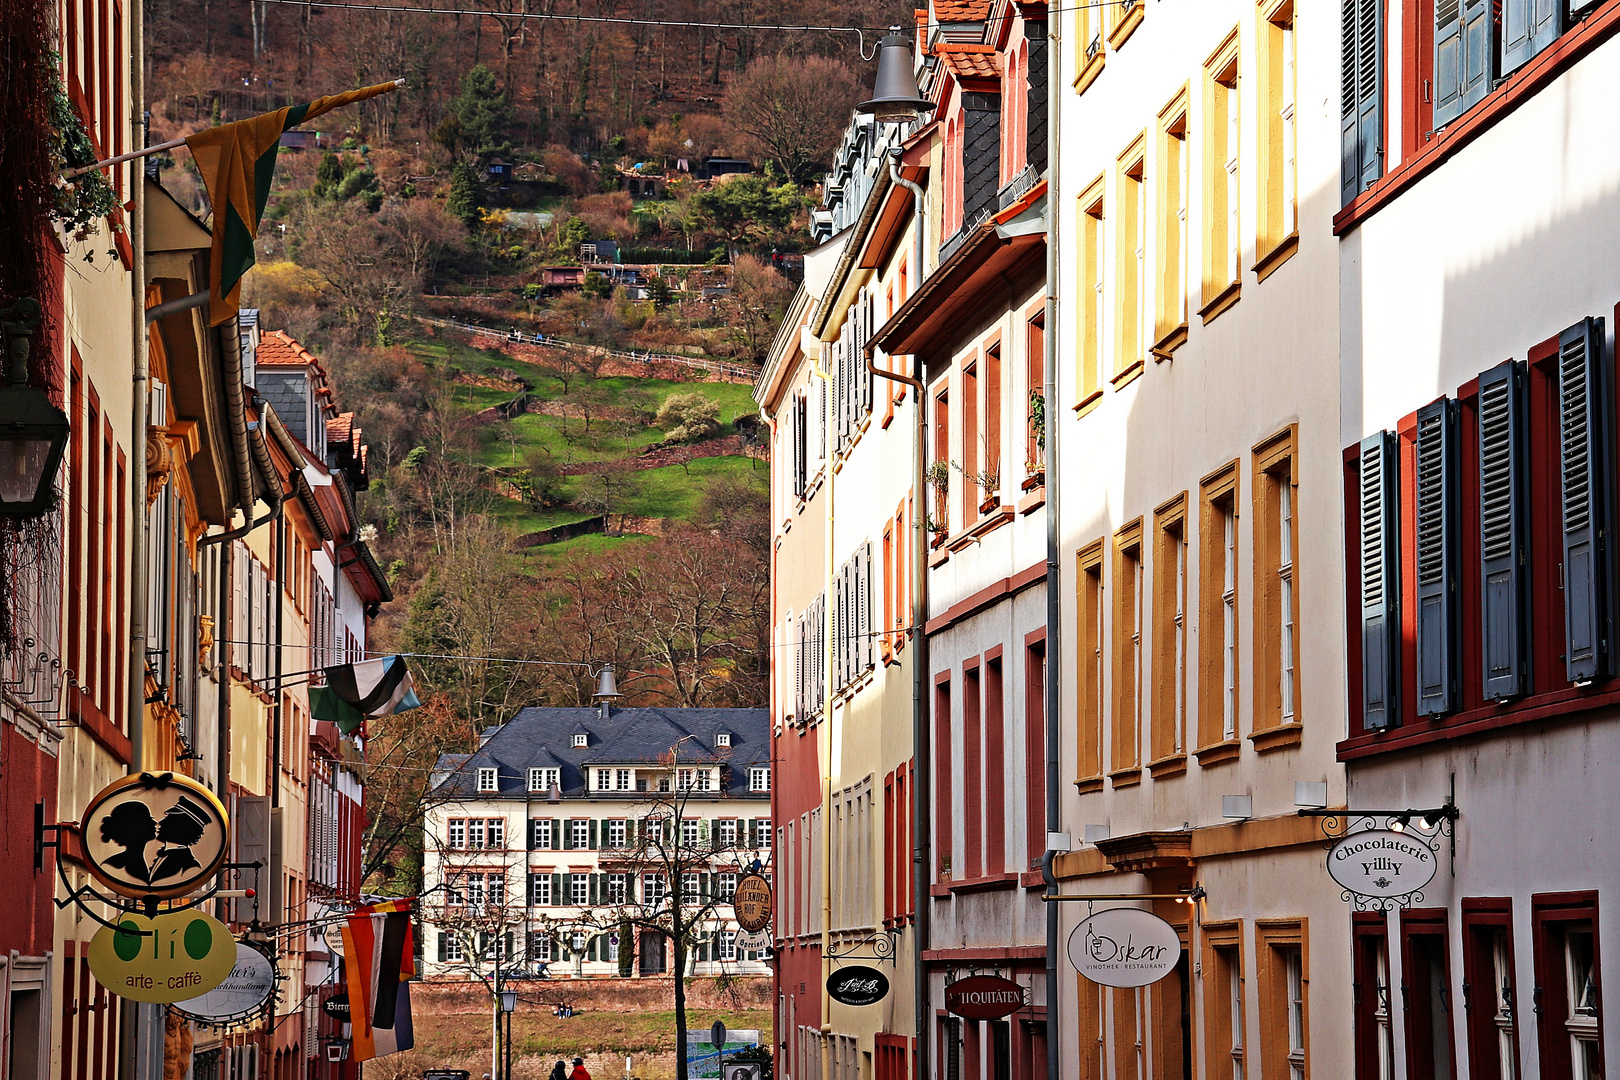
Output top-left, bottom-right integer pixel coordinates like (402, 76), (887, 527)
(0, 300), (70, 517)
(855, 27), (935, 123)
(498, 987), (517, 1080)
(498, 990), (517, 1012)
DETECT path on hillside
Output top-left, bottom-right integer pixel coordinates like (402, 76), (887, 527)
(550, 433), (765, 475)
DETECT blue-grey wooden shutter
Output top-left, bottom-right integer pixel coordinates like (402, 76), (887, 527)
(1479, 359), (1530, 700)
(1503, 0), (1563, 73)
(1360, 431), (1400, 729)
(1560, 317), (1609, 683)
(1434, 0), (1496, 126)
(1341, 0), (1383, 205)
(1415, 400), (1460, 716)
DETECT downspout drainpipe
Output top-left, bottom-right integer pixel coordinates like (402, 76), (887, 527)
(1041, 18), (1063, 1080)
(810, 347), (834, 1069)
(874, 148), (931, 1080)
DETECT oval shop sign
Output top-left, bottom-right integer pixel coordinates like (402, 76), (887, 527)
(88, 910), (237, 1003)
(1067, 907), (1181, 988)
(1326, 828), (1437, 899)
(172, 943), (277, 1023)
(945, 975), (1026, 1020)
(826, 965), (889, 1006)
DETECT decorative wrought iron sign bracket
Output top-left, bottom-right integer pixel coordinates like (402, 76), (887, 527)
(1300, 775), (1459, 911)
(824, 927), (902, 965)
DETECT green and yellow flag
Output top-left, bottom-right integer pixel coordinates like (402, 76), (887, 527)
(185, 80), (401, 325)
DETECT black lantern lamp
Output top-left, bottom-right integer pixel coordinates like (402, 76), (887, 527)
(0, 299), (70, 517)
(856, 27), (935, 122)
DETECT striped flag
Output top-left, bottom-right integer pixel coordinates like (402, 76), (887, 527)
(311, 655), (421, 734)
(184, 81), (401, 325)
(341, 898), (416, 1062)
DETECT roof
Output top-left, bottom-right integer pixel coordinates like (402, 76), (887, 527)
(937, 44), (1002, 79)
(933, 0), (991, 19)
(431, 706), (770, 800)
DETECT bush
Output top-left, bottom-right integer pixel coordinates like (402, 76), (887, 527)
(655, 393), (721, 442)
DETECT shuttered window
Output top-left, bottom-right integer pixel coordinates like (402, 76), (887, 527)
(1503, 0), (1562, 74)
(1478, 360), (1529, 700)
(1360, 431), (1400, 729)
(1558, 317), (1609, 683)
(1434, 0), (1495, 127)
(1340, 0), (1383, 205)
(1415, 400), (1460, 716)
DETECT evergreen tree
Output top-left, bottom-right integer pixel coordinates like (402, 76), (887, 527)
(452, 65), (513, 160)
(447, 161), (484, 229)
(314, 150), (343, 198)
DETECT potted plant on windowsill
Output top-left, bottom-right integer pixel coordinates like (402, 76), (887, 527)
(925, 514), (950, 549)
(938, 854), (952, 881)
(974, 461), (1001, 516)
(1025, 389), (1047, 489)
(926, 460), (952, 544)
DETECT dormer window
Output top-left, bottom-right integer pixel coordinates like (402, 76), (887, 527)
(715, 733), (731, 747)
(528, 768), (559, 793)
(572, 733), (587, 748)
(749, 768), (771, 793)
(477, 768), (497, 792)
(596, 769), (613, 791)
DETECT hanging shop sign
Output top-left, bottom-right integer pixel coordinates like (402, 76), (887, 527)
(945, 975), (1027, 1020)
(734, 929), (772, 952)
(1067, 908), (1181, 988)
(171, 943), (278, 1024)
(826, 965), (889, 1006)
(323, 919), (348, 958)
(732, 873), (774, 934)
(88, 911), (238, 1003)
(321, 993), (351, 1021)
(81, 772), (230, 900)
(1326, 828), (1438, 901)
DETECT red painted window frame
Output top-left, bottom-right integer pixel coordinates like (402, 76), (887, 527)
(1399, 907), (1457, 1080)
(1023, 630), (1047, 870)
(1353, 911), (1392, 1080)
(1531, 890), (1604, 1080)
(962, 657), (983, 879)
(983, 649), (1005, 875)
(1460, 897), (1520, 1080)
(934, 673), (953, 883)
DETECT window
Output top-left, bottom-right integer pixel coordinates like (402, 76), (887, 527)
(532, 818), (554, 850)
(1205, 927), (1245, 1080)
(1531, 892), (1602, 1080)
(963, 661), (983, 879)
(1112, 522), (1144, 780)
(477, 768), (497, 792)
(645, 818), (664, 845)
(1340, 0), (1383, 204)
(1116, 139), (1146, 379)
(1199, 464), (1240, 753)
(715, 732), (730, 747)
(463, 874), (485, 907)
(569, 873), (589, 905)
(983, 655), (1006, 876)
(443, 932), (465, 962)
(530, 873), (551, 906)
(755, 818), (772, 848)
(1075, 0), (1109, 90)
(749, 768), (770, 792)
(570, 819), (590, 849)
(1076, 540), (1105, 787)
(529, 932), (552, 962)
(616, 768), (631, 791)
(717, 818), (738, 848)
(963, 357), (979, 523)
(596, 769), (612, 791)
(607, 819), (626, 848)
(606, 874), (627, 904)
(1152, 495), (1188, 763)
(1254, 427), (1301, 739)
(678, 768), (694, 790)
(1023, 639), (1047, 869)
(468, 819), (486, 849)
(718, 930), (737, 962)
(1258, 922), (1308, 1080)
(448, 820), (466, 850)
(682, 819), (701, 849)
(984, 343), (1002, 503)
(696, 768), (713, 792)
(486, 819), (505, 849)
(486, 873), (506, 906)
(933, 385), (950, 532)
(1401, 910), (1455, 1080)
(643, 873), (666, 905)
(1155, 94), (1189, 353)
(528, 767), (559, 792)
(1258, 3), (1297, 270)
(572, 733), (587, 748)
(1203, 33), (1241, 317)
(718, 873), (738, 903)
(1462, 899), (1519, 1080)
(681, 873), (700, 903)
(1026, 314), (1045, 476)
(1077, 180), (1106, 405)
(934, 675), (954, 879)
(1354, 914), (1396, 1080)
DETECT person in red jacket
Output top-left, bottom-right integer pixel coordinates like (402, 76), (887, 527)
(568, 1058), (590, 1080)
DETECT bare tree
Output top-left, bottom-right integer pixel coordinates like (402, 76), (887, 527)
(723, 53), (863, 182)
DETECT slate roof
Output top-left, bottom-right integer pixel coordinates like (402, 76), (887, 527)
(431, 706), (770, 799)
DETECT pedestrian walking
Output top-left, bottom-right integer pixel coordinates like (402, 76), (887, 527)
(548, 1061), (568, 1080)
(568, 1058), (591, 1080)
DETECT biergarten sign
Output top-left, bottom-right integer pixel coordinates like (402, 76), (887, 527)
(1326, 828), (1438, 906)
(321, 992), (350, 1021)
(1067, 908), (1181, 988)
(172, 943), (278, 1024)
(87, 911), (238, 1003)
(826, 965), (889, 1006)
(81, 772), (230, 900)
(945, 975), (1026, 1020)
(732, 873), (773, 934)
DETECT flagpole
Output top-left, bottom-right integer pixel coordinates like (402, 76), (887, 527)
(62, 77), (406, 179)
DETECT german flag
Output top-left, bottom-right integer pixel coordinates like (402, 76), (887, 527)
(185, 81), (401, 325)
(340, 898), (416, 1061)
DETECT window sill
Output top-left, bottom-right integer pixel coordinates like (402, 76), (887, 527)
(1252, 232), (1299, 283)
(1017, 486), (1045, 515)
(1333, 1), (1620, 236)
(1108, 3), (1144, 48)
(1073, 52), (1105, 95)
(1147, 754), (1187, 779)
(943, 872), (1020, 895)
(1072, 388), (1104, 417)
(1199, 281), (1241, 324)
(1110, 359), (1145, 390)
(1151, 324), (1188, 361)
(1193, 739), (1241, 767)
(929, 545), (950, 568)
(1020, 870), (1049, 890)
(1249, 723), (1302, 753)
(1074, 775), (1104, 794)
(946, 506), (1015, 550)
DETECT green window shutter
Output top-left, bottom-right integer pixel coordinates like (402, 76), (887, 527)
(589, 874), (599, 905)
(562, 820), (573, 849)
(505, 932), (514, 959)
(589, 819), (599, 849)
(699, 819), (711, 849)
(700, 873), (711, 903)
(437, 932), (447, 962)
(549, 818), (560, 849)
(552, 872), (563, 906)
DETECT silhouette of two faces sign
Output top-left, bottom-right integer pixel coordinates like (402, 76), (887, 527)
(82, 772), (230, 900)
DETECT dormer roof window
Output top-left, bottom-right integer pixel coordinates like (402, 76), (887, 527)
(715, 733), (731, 747)
(572, 733), (588, 748)
(476, 768), (497, 792)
